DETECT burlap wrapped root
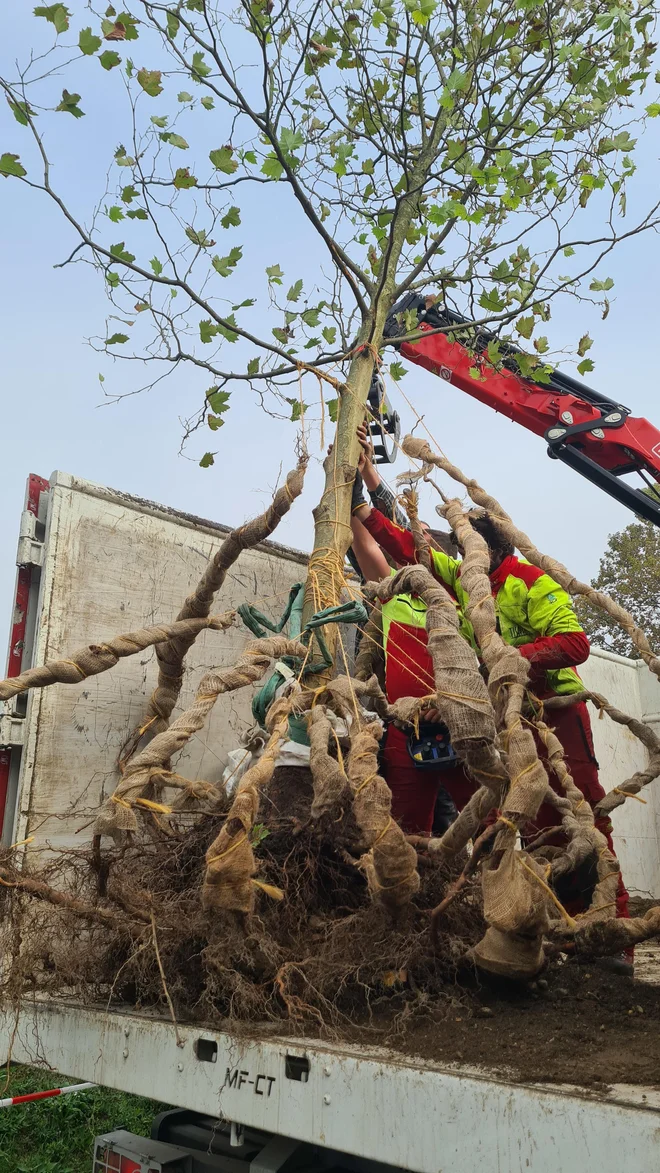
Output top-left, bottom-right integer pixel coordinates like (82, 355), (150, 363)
(307, 705), (352, 821)
(472, 845), (553, 979)
(347, 722), (419, 914)
(202, 699), (292, 916)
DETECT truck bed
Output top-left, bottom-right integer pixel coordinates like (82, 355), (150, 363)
(3, 997), (660, 1173)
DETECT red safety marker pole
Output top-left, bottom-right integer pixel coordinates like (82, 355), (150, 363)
(0, 1081), (96, 1108)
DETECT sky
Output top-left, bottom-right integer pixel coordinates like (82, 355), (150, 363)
(1, 6), (660, 663)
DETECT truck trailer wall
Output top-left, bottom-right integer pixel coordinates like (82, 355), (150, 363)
(6, 472), (308, 855)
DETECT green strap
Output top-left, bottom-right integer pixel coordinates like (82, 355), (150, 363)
(240, 593), (368, 731)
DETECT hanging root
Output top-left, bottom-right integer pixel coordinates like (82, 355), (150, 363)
(122, 457), (308, 757)
(95, 637), (306, 840)
(346, 720), (420, 915)
(0, 612), (236, 700)
(202, 699), (293, 916)
(543, 691), (660, 816)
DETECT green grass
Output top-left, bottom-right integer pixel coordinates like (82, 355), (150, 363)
(0, 1064), (170, 1173)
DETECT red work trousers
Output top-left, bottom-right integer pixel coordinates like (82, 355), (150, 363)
(382, 704), (629, 922)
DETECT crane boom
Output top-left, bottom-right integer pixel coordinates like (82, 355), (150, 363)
(385, 293), (660, 528)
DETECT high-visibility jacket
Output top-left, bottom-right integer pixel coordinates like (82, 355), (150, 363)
(366, 512), (589, 698)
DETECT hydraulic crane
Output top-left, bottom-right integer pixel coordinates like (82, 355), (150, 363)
(372, 292), (660, 529)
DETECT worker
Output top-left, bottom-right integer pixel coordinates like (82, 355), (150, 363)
(351, 428), (633, 974)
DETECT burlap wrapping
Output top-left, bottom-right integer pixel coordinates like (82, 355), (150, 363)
(481, 847), (551, 936)
(0, 612), (235, 701)
(347, 723), (420, 913)
(202, 698), (292, 915)
(95, 637), (305, 839)
(307, 705), (352, 820)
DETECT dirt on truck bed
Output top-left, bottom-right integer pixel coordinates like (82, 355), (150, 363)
(385, 943), (660, 1089)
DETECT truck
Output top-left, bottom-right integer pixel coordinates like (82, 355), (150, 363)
(2, 470), (660, 1173)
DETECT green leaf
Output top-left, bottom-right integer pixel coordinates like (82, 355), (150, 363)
(173, 167), (197, 189)
(137, 68), (163, 97)
(55, 90), (84, 118)
(126, 207), (148, 219)
(478, 289), (505, 314)
(301, 307), (320, 327)
(199, 319), (218, 343)
(177, 91), (193, 103)
(99, 50), (121, 69)
(208, 414), (225, 430)
(327, 397), (339, 422)
(266, 263), (283, 285)
(34, 5), (70, 33)
(79, 27), (102, 54)
(199, 452), (215, 468)
(217, 315), (238, 343)
(534, 336), (549, 354)
(166, 10), (180, 37)
(647, 103), (660, 118)
(209, 146), (238, 173)
(515, 315), (535, 340)
(121, 184), (138, 202)
(150, 256), (163, 275)
(165, 133), (188, 150)
(109, 241), (135, 263)
(201, 96), (214, 110)
(261, 153), (284, 180)
(106, 271), (120, 287)
(212, 246), (242, 277)
(389, 361), (407, 380)
(577, 358), (595, 376)
(150, 114), (168, 128)
(185, 226), (215, 248)
(207, 388), (231, 413)
(220, 205), (241, 229)
(192, 50), (211, 80)
(0, 153), (27, 179)
(287, 279), (304, 302)
(7, 99), (33, 126)
(115, 145), (135, 166)
(577, 333), (593, 357)
(107, 205), (124, 222)
(563, 246), (575, 257)
(589, 277), (614, 292)
(106, 332), (129, 345)
(322, 325), (336, 345)
(247, 357), (260, 376)
(286, 398), (308, 422)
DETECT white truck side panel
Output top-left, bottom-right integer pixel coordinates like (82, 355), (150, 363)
(3, 1001), (660, 1173)
(11, 472), (308, 854)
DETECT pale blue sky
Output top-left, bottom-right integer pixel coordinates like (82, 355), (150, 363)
(2, 6), (660, 661)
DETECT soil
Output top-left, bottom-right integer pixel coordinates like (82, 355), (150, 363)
(382, 951), (660, 1089)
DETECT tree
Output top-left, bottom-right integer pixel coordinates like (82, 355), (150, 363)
(578, 518), (660, 658)
(2, 0), (660, 637)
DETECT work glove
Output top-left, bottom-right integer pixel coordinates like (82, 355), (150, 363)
(351, 469), (367, 514)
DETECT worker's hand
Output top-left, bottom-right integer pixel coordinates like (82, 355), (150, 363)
(357, 422), (381, 491)
(421, 706), (443, 724)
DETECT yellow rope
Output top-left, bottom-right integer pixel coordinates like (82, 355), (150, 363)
(207, 832), (248, 866)
(60, 660), (86, 679)
(612, 787), (647, 804)
(518, 857), (577, 930)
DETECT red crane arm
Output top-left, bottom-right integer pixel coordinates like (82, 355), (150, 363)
(383, 293), (660, 527)
(399, 325), (660, 478)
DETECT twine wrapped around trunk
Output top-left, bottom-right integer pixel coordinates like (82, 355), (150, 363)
(95, 637), (306, 840)
(353, 600), (385, 689)
(0, 613), (236, 700)
(402, 436), (660, 680)
(124, 458), (307, 755)
(543, 691), (660, 817)
(202, 698), (293, 916)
